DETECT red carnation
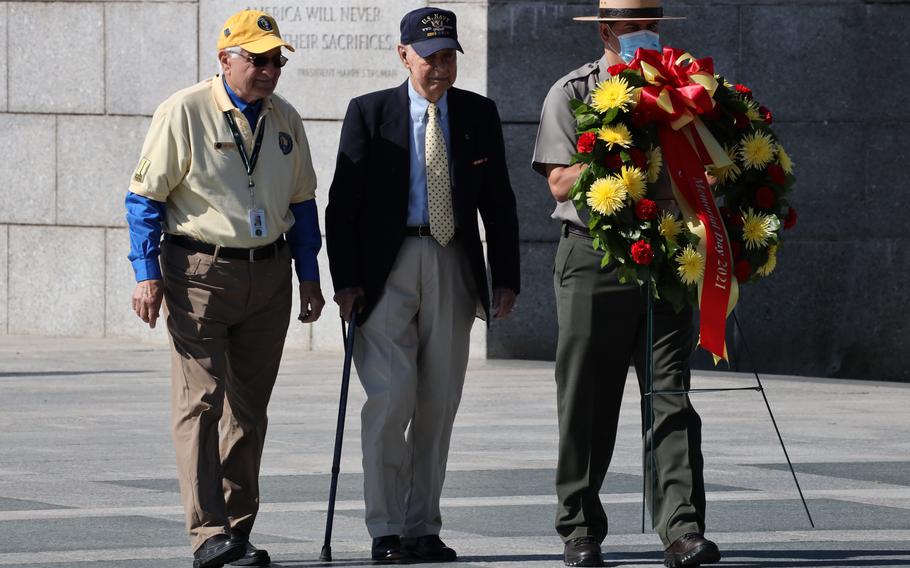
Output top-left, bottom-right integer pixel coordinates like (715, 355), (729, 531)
(604, 153), (624, 171)
(759, 105), (773, 124)
(577, 131), (597, 154)
(631, 240), (654, 265)
(733, 112), (751, 130)
(731, 241), (743, 261)
(608, 63), (629, 76)
(784, 207), (798, 230)
(767, 164), (786, 185)
(734, 260), (752, 282)
(635, 199), (659, 221)
(629, 147), (647, 169)
(735, 84), (754, 99)
(755, 186), (776, 210)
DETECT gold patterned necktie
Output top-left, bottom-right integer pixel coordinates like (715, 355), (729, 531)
(425, 102), (455, 247)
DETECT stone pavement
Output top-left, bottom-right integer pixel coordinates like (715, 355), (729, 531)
(0, 336), (908, 568)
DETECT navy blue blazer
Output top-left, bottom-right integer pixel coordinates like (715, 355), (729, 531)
(326, 81), (520, 323)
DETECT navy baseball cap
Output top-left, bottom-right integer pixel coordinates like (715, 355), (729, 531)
(400, 7), (464, 57)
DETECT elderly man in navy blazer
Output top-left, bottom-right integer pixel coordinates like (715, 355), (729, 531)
(326, 6), (520, 563)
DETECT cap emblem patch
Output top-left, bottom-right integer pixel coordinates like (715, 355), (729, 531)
(257, 16), (274, 31)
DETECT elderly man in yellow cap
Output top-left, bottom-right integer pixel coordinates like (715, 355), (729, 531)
(532, 1), (721, 567)
(126, 9), (324, 568)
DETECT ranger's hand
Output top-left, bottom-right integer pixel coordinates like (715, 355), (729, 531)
(298, 281), (326, 323)
(132, 279), (164, 329)
(333, 287), (365, 323)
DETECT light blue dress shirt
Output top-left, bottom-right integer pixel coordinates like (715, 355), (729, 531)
(407, 80), (451, 227)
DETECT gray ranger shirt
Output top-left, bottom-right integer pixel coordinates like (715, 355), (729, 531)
(532, 55), (675, 228)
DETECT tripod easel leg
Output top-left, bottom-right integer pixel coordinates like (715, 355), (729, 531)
(732, 311), (815, 528)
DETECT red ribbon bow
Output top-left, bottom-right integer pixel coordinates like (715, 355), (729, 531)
(628, 47), (717, 127)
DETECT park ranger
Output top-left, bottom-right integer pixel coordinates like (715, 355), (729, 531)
(531, 1), (722, 567)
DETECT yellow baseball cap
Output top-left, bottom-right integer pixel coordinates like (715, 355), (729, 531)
(217, 10), (295, 53)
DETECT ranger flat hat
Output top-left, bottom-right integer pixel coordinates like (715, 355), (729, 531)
(574, 0), (685, 22)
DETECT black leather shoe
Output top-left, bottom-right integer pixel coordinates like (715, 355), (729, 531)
(227, 530), (271, 566)
(663, 533), (721, 567)
(402, 534), (457, 563)
(371, 535), (408, 564)
(229, 542), (271, 566)
(563, 536), (604, 567)
(193, 534), (245, 568)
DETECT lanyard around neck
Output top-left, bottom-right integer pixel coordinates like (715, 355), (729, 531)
(223, 110), (266, 189)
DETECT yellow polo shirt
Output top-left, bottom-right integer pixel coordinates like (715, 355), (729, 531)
(130, 76), (316, 247)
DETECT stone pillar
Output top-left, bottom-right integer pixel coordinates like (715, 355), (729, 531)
(198, 1), (489, 355)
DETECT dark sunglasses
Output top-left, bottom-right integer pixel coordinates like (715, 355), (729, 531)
(234, 52), (288, 69)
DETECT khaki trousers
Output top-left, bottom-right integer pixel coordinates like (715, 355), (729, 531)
(353, 236), (477, 538)
(161, 240), (292, 551)
(553, 230), (706, 547)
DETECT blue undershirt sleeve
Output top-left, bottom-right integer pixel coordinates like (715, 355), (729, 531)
(125, 191), (166, 282)
(287, 200), (322, 282)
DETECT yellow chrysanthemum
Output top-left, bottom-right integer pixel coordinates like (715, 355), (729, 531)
(587, 176), (628, 216)
(619, 165), (648, 201)
(744, 100), (762, 123)
(676, 245), (706, 285)
(708, 145), (742, 185)
(757, 245), (778, 277)
(590, 76), (635, 113)
(739, 131), (776, 170)
(742, 209), (774, 250)
(777, 144), (794, 174)
(658, 211), (683, 243)
(647, 146), (663, 183)
(597, 123), (633, 151)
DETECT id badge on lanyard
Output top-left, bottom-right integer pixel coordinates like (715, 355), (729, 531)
(224, 111), (268, 239)
(249, 208), (267, 238)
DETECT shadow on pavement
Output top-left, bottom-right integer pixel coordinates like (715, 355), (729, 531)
(269, 549), (910, 567)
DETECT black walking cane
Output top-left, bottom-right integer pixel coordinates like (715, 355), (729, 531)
(320, 299), (363, 562)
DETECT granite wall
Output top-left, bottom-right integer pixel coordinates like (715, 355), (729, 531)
(0, 1), (907, 381)
(0, 0), (488, 356)
(487, 0), (910, 382)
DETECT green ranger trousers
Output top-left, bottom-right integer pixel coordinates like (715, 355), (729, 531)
(553, 228), (707, 547)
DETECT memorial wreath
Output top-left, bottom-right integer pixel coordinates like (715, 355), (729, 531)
(568, 47), (797, 359)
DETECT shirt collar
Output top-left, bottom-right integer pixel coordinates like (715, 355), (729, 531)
(222, 76), (263, 114)
(597, 54), (610, 78)
(407, 79), (448, 123)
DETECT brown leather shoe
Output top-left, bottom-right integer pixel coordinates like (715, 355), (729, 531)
(563, 536), (604, 567)
(663, 533), (721, 567)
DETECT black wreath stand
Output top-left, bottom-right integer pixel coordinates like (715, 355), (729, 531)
(639, 277), (815, 533)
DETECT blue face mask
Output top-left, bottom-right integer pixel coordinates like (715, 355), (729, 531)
(616, 30), (661, 63)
